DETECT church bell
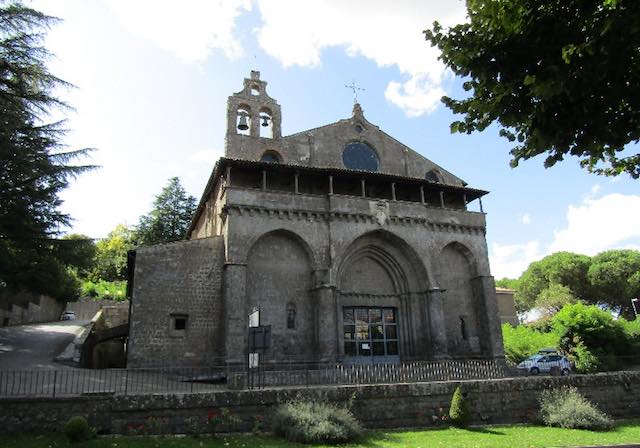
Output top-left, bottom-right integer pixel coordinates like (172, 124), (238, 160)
(237, 114), (249, 131)
(261, 115), (270, 127)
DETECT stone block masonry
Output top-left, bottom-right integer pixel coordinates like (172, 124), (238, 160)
(127, 237), (225, 367)
(1, 372), (639, 434)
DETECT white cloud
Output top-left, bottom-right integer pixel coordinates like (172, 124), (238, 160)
(490, 241), (542, 279)
(521, 213), (531, 225)
(385, 75), (446, 117)
(104, 0), (252, 63)
(96, 0), (468, 115)
(590, 184), (601, 195)
(254, 0), (467, 116)
(548, 193), (640, 255)
(491, 192), (640, 279)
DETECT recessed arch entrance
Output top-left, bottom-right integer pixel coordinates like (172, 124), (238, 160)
(336, 231), (431, 363)
(246, 229), (314, 362)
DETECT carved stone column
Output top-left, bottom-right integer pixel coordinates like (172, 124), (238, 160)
(222, 262), (247, 365)
(427, 287), (448, 358)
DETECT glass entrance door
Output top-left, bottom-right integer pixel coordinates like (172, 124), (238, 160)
(343, 307), (399, 362)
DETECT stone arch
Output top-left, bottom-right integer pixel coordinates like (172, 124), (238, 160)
(260, 149), (282, 163)
(438, 242), (482, 356)
(246, 230), (314, 361)
(244, 229), (317, 270)
(259, 107), (273, 139)
(236, 104), (251, 136)
(425, 168), (444, 183)
(336, 230), (429, 293)
(335, 230), (431, 360)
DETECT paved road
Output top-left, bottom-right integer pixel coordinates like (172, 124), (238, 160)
(0, 320), (89, 370)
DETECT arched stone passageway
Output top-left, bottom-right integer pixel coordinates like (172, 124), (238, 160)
(335, 231), (432, 363)
(246, 230), (313, 362)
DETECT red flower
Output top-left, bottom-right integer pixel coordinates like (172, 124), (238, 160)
(207, 410), (219, 421)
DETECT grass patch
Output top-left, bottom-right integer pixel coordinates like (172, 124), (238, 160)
(3, 421), (640, 448)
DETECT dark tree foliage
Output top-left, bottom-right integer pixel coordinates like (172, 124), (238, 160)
(0, 1), (94, 300)
(588, 249), (640, 318)
(516, 252), (592, 312)
(425, 0), (640, 178)
(136, 177), (196, 246)
(57, 234), (96, 277)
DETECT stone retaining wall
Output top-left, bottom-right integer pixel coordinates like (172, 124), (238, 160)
(0, 292), (64, 327)
(1, 372), (639, 434)
(64, 298), (129, 321)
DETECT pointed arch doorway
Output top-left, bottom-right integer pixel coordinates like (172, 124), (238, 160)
(336, 231), (431, 364)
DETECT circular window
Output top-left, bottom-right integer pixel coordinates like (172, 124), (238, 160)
(342, 142), (379, 172)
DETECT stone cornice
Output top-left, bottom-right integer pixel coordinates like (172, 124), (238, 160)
(222, 204), (486, 236)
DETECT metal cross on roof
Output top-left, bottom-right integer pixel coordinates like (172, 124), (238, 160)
(345, 80), (365, 104)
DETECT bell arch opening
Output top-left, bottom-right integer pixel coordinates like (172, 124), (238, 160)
(236, 105), (251, 136)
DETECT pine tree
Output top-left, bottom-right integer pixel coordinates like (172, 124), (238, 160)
(0, 1), (95, 300)
(136, 177), (197, 246)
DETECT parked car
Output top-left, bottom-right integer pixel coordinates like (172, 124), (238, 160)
(60, 311), (76, 321)
(517, 353), (572, 375)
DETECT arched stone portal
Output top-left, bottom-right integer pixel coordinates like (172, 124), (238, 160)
(336, 231), (432, 363)
(246, 230), (313, 362)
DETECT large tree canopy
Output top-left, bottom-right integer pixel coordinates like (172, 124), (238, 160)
(516, 252), (592, 312)
(425, 0), (640, 178)
(588, 249), (640, 318)
(136, 177), (196, 246)
(513, 250), (640, 318)
(0, 1), (94, 300)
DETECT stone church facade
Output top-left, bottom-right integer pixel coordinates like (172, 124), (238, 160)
(127, 71), (504, 368)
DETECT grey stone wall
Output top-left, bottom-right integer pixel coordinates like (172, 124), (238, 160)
(127, 237), (225, 367)
(1, 372), (639, 434)
(0, 292), (64, 327)
(223, 72), (464, 187)
(65, 298), (129, 321)
(221, 186), (502, 363)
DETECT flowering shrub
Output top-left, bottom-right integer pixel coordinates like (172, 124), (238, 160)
(207, 408), (241, 434)
(252, 415), (266, 434)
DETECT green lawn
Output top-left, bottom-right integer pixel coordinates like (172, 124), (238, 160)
(3, 422), (640, 448)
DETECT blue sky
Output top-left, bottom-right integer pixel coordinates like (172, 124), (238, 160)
(32, 0), (640, 279)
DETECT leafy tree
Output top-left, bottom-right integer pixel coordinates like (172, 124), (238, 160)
(0, 1), (94, 300)
(91, 224), (135, 282)
(136, 177), (196, 246)
(536, 283), (578, 316)
(495, 277), (519, 290)
(516, 252), (592, 312)
(551, 302), (628, 370)
(56, 234), (96, 277)
(587, 249), (640, 318)
(425, 0), (640, 178)
(501, 322), (560, 365)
